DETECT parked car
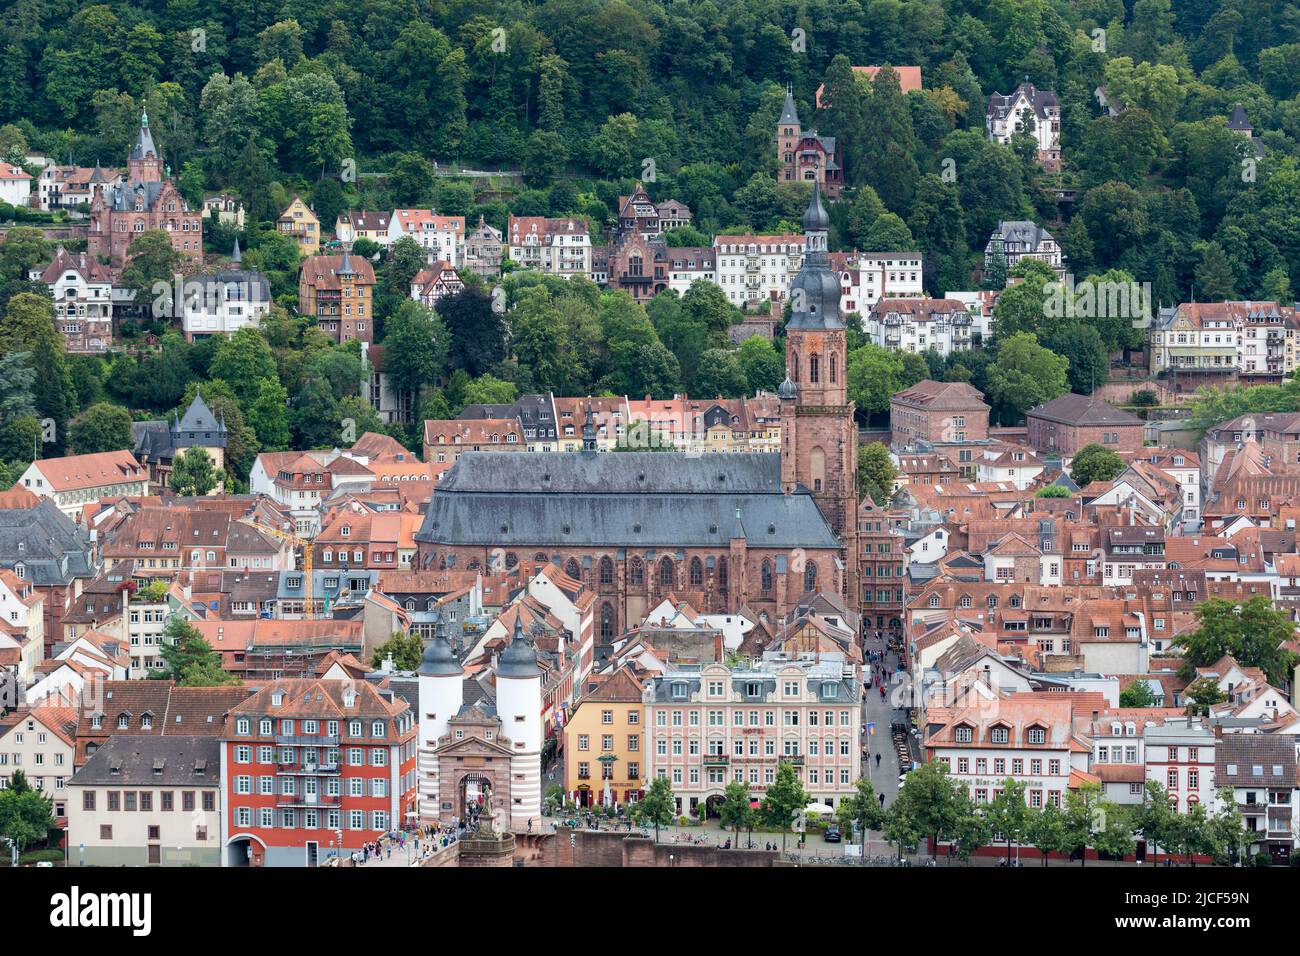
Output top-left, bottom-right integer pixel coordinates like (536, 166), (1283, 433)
(824, 824), (842, 843)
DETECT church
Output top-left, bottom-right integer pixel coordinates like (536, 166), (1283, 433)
(87, 110), (203, 267)
(414, 185), (860, 638)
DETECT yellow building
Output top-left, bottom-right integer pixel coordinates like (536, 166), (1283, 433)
(278, 195), (320, 256)
(562, 666), (645, 808)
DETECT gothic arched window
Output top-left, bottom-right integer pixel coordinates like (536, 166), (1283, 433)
(809, 354), (820, 383)
(601, 603), (615, 641)
(629, 558), (645, 586)
(599, 556), (614, 585)
(717, 557), (728, 590)
(689, 557), (704, 587)
(804, 561), (817, 593)
(659, 557), (675, 587)
(761, 560), (773, 592)
(830, 353), (837, 384)
(565, 558), (581, 580)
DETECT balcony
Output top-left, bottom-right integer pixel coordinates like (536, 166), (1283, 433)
(703, 754), (730, 766)
(783, 755), (805, 766)
(275, 794), (341, 809)
(277, 762), (340, 775)
(274, 734), (340, 747)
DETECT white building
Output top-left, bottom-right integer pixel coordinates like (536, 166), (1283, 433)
(986, 82), (1061, 169)
(67, 735), (223, 866)
(180, 241), (272, 341)
(0, 706), (76, 819)
(664, 247), (716, 296)
(30, 248), (115, 353)
(506, 216), (592, 279)
(712, 234), (804, 307)
(387, 210), (465, 265)
(869, 298), (975, 357)
(985, 221), (1064, 280)
(126, 592), (169, 678)
(1143, 719), (1216, 814)
(834, 253), (925, 315)
(0, 163), (32, 206)
(18, 451), (149, 519)
(644, 652), (862, 813)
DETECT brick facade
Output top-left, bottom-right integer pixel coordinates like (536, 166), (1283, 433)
(889, 381), (990, 449)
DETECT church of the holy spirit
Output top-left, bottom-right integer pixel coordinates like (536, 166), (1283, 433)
(415, 186), (860, 639)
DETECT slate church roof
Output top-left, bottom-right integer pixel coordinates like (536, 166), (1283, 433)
(415, 452), (840, 550)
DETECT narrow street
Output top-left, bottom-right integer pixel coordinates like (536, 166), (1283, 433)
(860, 630), (908, 818)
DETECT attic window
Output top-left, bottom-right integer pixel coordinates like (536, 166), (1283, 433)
(500, 524), (509, 534)
(768, 525), (776, 534)
(562, 525), (571, 534)
(633, 523), (642, 533)
(709, 525), (718, 534)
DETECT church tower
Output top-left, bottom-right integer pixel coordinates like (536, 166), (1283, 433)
(780, 184), (859, 598)
(127, 110), (163, 184)
(777, 85), (801, 184)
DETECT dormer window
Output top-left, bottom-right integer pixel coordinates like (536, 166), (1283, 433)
(989, 725), (1009, 744)
(1027, 726), (1046, 744)
(954, 725), (973, 743)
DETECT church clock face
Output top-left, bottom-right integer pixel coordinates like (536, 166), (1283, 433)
(804, 333), (825, 353)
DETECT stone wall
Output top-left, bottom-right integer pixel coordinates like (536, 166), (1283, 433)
(537, 827), (780, 867)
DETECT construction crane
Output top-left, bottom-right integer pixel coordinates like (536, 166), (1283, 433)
(243, 519), (315, 620)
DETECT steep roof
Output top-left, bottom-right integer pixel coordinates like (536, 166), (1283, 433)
(891, 379), (987, 409)
(415, 452), (840, 549)
(71, 735), (221, 786)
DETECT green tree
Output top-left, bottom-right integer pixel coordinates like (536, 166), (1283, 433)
(1035, 484), (1071, 498)
(460, 374), (517, 407)
(985, 332), (1069, 423)
(439, 287), (508, 377)
(837, 776), (884, 862)
(986, 778), (1031, 867)
(371, 631), (423, 671)
(736, 337), (783, 394)
(1174, 596), (1300, 687)
(1210, 789), (1247, 866)
(894, 760), (969, 861)
(1062, 782), (1105, 867)
(210, 327), (278, 409)
(1132, 781), (1179, 867)
(155, 617), (238, 686)
(123, 231), (185, 311)
(1026, 800), (1068, 866)
(170, 446), (224, 496)
(846, 343), (904, 419)
(0, 293), (74, 452)
(1193, 241), (1236, 301)
(633, 775), (675, 843)
(1184, 677), (1227, 716)
(1070, 443), (1126, 486)
(761, 760), (810, 852)
(857, 442), (897, 503)
(0, 785), (55, 854)
(0, 350), (36, 429)
(692, 348), (747, 398)
(382, 300), (450, 407)
(1047, 324), (1110, 395)
(1091, 802), (1136, 865)
(68, 403), (133, 455)
(718, 780), (757, 844)
(1119, 680), (1159, 708)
